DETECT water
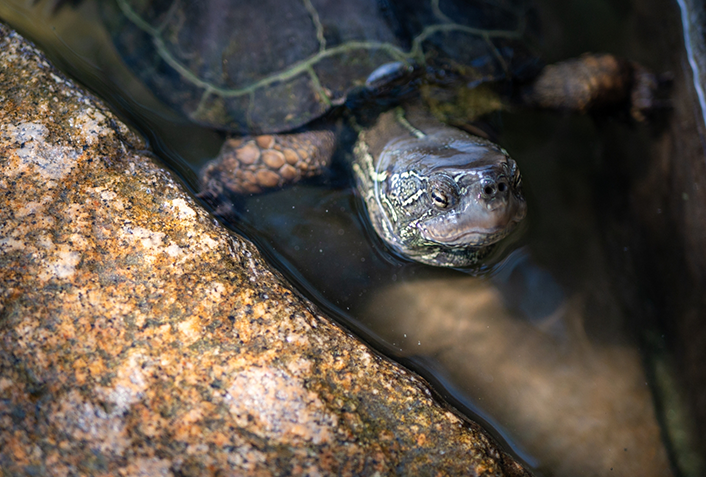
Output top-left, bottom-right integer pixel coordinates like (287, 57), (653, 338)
(0, 0), (698, 475)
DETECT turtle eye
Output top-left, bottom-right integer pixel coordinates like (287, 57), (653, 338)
(431, 188), (450, 208)
(428, 174), (458, 209)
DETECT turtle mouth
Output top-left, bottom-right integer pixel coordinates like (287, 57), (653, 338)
(416, 197), (527, 247)
(418, 219), (522, 247)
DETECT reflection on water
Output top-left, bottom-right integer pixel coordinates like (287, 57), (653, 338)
(0, 0), (697, 475)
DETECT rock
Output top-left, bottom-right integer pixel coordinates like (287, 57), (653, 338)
(0, 23), (531, 476)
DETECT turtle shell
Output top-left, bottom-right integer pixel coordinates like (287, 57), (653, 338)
(104, 0), (538, 134)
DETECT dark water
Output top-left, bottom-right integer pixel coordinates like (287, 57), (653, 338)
(1, 1), (700, 475)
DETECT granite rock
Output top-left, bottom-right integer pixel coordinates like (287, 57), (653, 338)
(0, 23), (530, 477)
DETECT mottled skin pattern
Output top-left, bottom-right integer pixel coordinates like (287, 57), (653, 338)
(353, 106), (525, 267)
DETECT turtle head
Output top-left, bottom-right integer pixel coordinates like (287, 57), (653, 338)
(369, 128), (526, 267)
(415, 152), (525, 247)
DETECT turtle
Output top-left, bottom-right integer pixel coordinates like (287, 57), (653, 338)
(102, 0), (659, 267)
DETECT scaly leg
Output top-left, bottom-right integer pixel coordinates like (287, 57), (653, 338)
(199, 130), (335, 204)
(521, 53), (665, 121)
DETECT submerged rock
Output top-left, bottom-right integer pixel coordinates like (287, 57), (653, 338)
(363, 271), (672, 476)
(0, 23), (530, 476)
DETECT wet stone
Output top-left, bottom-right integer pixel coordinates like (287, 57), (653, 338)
(0, 23), (531, 476)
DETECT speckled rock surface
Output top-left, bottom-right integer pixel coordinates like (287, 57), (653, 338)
(0, 23), (531, 476)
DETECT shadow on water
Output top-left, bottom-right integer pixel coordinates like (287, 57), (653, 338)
(1, 0), (703, 475)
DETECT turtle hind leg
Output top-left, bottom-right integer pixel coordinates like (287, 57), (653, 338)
(198, 130), (336, 203)
(521, 53), (669, 121)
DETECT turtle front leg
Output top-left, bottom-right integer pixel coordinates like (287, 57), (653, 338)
(521, 53), (666, 121)
(199, 130), (335, 203)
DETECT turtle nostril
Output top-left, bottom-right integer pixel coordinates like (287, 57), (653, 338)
(483, 184), (496, 196)
(497, 181), (507, 192)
